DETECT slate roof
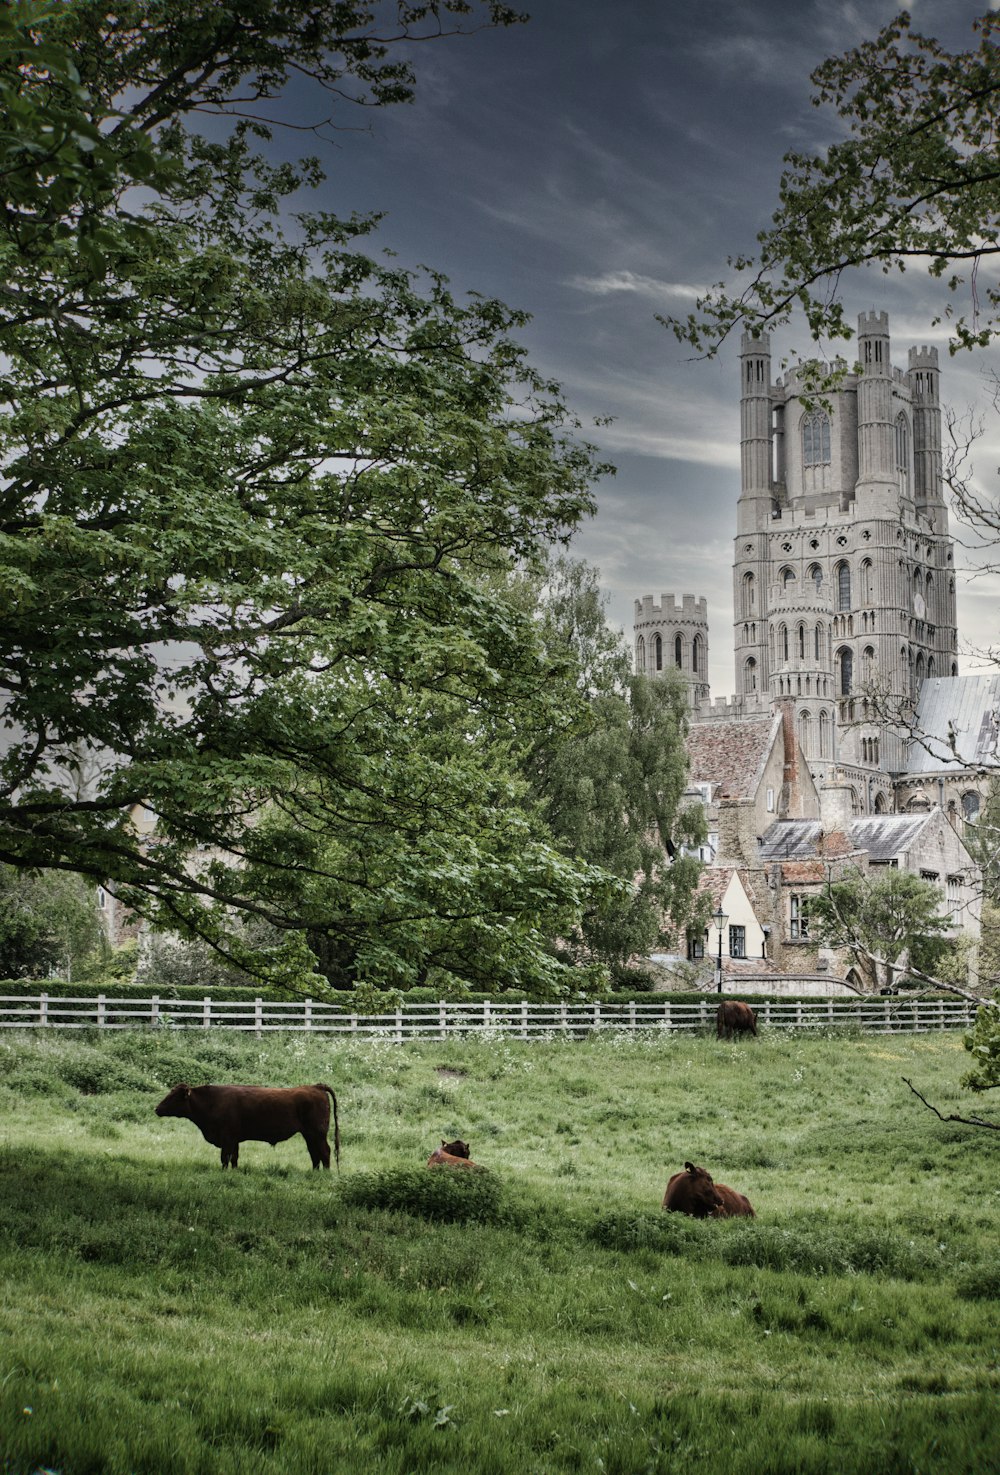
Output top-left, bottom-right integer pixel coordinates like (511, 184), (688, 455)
(686, 715), (780, 799)
(903, 673), (1000, 774)
(757, 820), (824, 861)
(759, 814), (934, 866)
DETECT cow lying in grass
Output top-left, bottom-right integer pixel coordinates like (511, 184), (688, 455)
(155, 1082), (340, 1170)
(662, 1161), (754, 1218)
(427, 1138), (482, 1169)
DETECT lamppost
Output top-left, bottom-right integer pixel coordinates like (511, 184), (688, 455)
(712, 905), (728, 994)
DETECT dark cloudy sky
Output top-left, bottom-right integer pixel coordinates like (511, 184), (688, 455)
(289, 0), (1000, 697)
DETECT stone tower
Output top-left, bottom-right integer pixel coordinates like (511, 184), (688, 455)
(727, 310), (958, 812)
(633, 594), (710, 707)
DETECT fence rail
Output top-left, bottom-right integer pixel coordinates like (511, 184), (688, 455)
(0, 993), (987, 1038)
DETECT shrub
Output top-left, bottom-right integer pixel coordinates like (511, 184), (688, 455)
(341, 1166), (505, 1225)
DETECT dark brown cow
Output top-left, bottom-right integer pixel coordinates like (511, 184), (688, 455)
(713, 1183), (756, 1218)
(662, 1161), (724, 1218)
(155, 1083), (340, 1170)
(427, 1138), (482, 1169)
(716, 1001), (757, 1040)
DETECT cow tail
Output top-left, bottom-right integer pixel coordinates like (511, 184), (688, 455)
(317, 1083), (340, 1169)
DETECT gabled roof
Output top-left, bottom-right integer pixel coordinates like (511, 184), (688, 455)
(903, 673), (1000, 775)
(686, 714), (780, 800)
(847, 814), (935, 862)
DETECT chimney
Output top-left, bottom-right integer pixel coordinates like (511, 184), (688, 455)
(779, 701), (801, 817)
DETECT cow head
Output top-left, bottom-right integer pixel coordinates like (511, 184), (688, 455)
(155, 1084), (193, 1118)
(683, 1161), (725, 1217)
(442, 1137), (470, 1159)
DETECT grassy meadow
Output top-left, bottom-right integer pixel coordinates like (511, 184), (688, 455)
(1, 1023), (999, 1475)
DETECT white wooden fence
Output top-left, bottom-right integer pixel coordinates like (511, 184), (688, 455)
(0, 993), (986, 1038)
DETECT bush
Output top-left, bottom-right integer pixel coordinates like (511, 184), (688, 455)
(341, 1166), (505, 1225)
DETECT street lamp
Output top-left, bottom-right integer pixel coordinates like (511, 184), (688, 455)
(712, 905), (728, 994)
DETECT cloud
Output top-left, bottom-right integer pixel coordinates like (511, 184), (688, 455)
(567, 271), (706, 304)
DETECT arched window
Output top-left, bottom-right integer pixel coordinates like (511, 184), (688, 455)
(673, 634), (682, 668)
(962, 792), (981, 821)
(798, 709), (812, 755)
(818, 709), (830, 757)
(836, 562), (851, 612)
(837, 646), (853, 695)
(863, 645), (875, 680)
(861, 559), (874, 602)
(744, 657), (758, 694)
(874, 792), (888, 814)
(692, 635), (702, 674)
(808, 564), (822, 592)
(802, 411), (831, 465)
(654, 633), (663, 671)
(814, 622), (824, 662)
(896, 412), (910, 491)
(797, 623), (805, 659)
(781, 624), (789, 662)
(915, 650), (925, 685)
(927, 655), (935, 679)
(742, 572), (755, 615)
(635, 636), (645, 672)
(782, 566), (796, 591)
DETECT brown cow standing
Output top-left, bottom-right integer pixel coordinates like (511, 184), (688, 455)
(427, 1138), (482, 1169)
(155, 1083), (340, 1170)
(716, 1001), (757, 1040)
(662, 1162), (755, 1218)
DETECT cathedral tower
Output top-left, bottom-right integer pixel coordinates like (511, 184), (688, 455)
(633, 594), (710, 707)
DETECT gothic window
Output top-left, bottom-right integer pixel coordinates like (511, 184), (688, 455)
(836, 561), (851, 611)
(692, 635), (702, 674)
(874, 792), (888, 814)
(837, 646), (853, 695)
(742, 572), (755, 615)
(861, 559), (874, 602)
(962, 792), (981, 821)
(809, 563), (822, 592)
(814, 622), (824, 662)
(654, 633), (663, 671)
(797, 623), (805, 659)
(781, 624), (789, 662)
(635, 636), (645, 671)
(863, 645), (875, 680)
(798, 709), (811, 755)
(802, 411), (831, 465)
(927, 655), (935, 678)
(896, 412), (910, 491)
(673, 633), (682, 668)
(915, 650), (925, 685)
(782, 566), (796, 590)
(744, 657), (758, 694)
(819, 709), (830, 757)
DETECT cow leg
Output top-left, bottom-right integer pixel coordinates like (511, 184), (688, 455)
(220, 1142), (238, 1168)
(305, 1132), (330, 1169)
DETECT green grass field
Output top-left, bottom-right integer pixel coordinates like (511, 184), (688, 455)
(1, 1024), (998, 1475)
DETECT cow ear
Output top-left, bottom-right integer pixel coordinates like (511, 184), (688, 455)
(685, 1161), (696, 1174)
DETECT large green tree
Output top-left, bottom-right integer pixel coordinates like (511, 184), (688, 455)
(0, 1), (611, 994)
(663, 10), (1000, 361)
(0, 865), (103, 981)
(526, 560), (705, 979)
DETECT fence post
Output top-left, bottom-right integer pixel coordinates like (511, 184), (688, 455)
(254, 997), (263, 1038)
(560, 1001), (568, 1034)
(439, 1002), (447, 1040)
(521, 1001), (529, 1040)
(395, 1006), (403, 1044)
(483, 999), (491, 1031)
(151, 995), (160, 1028)
(592, 1002), (600, 1034)
(97, 994), (106, 1030)
(304, 998), (312, 1033)
(39, 992), (48, 1027)
(203, 995), (211, 1029)
(628, 1000), (636, 1033)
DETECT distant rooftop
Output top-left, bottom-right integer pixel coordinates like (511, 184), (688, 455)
(903, 674), (1000, 775)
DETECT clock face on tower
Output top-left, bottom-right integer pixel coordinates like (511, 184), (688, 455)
(914, 593), (926, 619)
